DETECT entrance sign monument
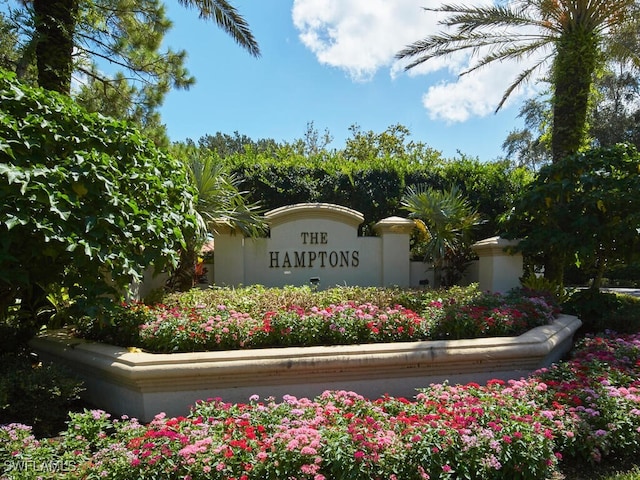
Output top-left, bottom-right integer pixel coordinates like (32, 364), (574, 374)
(213, 202), (523, 293)
(214, 203), (416, 288)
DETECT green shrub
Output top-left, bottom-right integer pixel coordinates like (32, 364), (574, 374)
(0, 318), (40, 355)
(0, 354), (84, 437)
(74, 302), (155, 347)
(606, 262), (640, 288)
(0, 69), (198, 325)
(226, 148), (532, 239)
(520, 274), (573, 303)
(562, 289), (640, 334)
(429, 289), (556, 340)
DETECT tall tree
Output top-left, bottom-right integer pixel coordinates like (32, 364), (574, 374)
(502, 97), (553, 170)
(196, 131), (279, 157)
(21, 0), (259, 94)
(590, 67), (640, 148)
(503, 66), (640, 168)
(0, 9), (37, 80)
(33, 0), (77, 93)
(396, 0), (639, 164)
(1, 3), (182, 142)
(343, 123), (439, 164)
(504, 144), (640, 290)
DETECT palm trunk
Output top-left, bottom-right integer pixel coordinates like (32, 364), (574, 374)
(33, 0), (78, 94)
(590, 252), (608, 292)
(166, 243), (198, 292)
(433, 265), (442, 290)
(551, 29), (597, 164)
(546, 29), (597, 282)
(543, 247), (565, 287)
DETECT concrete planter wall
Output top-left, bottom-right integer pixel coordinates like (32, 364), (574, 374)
(30, 315), (581, 422)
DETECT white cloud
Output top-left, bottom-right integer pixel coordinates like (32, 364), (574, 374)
(422, 62), (538, 123)
(291, 0), (545, 122)
(292, 0), (440, 82)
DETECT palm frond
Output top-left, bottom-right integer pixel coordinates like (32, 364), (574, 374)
(397, 0), (638, 118)
(185, 152), (267, 238)
(177, 0), (260, 57)
(402, 184), (482, 266)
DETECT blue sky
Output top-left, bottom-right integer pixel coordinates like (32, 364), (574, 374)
(159, 1), (543, 160)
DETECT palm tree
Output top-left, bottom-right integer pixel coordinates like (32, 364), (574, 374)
(401, 185), (482, 288)
(396, 0), (638, 164)
(31, 0), (260, 93)
(167, 149), (267, 291)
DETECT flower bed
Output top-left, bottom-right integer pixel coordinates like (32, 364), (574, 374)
(74, 285), (558, 353)
(29, 285), (576, 423)
(3, 332), (640, 480)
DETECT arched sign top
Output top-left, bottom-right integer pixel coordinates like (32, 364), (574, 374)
(265, 203), (364, 229)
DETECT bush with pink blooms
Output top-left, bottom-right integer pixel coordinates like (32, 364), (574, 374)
(2, 331), (639, 480)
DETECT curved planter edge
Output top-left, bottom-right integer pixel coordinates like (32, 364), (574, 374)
(29, 315), (581, 422)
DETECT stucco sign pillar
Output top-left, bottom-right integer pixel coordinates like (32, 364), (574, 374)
(373, 216), (415, 287)
(471, 236), (523, 293)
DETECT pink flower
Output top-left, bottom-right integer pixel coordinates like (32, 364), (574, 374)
(301, 464), (319, 475)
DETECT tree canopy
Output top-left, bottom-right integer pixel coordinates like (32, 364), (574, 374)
(503, 143), (640, 288)
(1, 0), (259, 141)
(503, 65), (640, 169)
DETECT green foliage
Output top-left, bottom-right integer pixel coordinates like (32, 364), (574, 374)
(505, 144), (640, 287)
(591, 69), (640, 149)
(562, 290), (640, 334)
(503, 96), (554, 170)
(0, 70), (198, 324)
(343, 123), (439, 162)
(605, 262), (640, 288)
(164, 146), (267, 292)
(196, 130), (279, 157)
(0, 10), (37, 83)
(504, 66), (640, 169)
(402, 184), (483, 287)
(74, 302), (154, 347)
(0, 354), (84, 437)
(520, 274), (573, 304)
(433, 156), (533, 240)
(599, 468), (640, 480)
(163, 284), (433, 315)
(4, 0), (258, 140)
(70, 0), (199, 143)
(215, 134), (531, 238)
(429, 289), (557, 340)
(397, 0), (636, 163)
